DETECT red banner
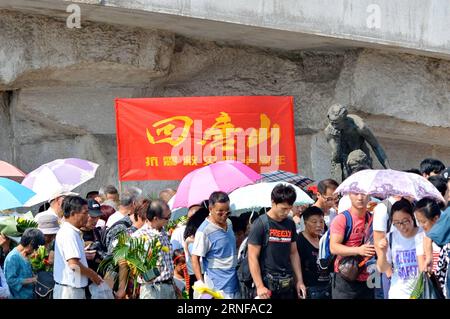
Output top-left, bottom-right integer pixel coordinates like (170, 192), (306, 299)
(115, 96), (297, 181)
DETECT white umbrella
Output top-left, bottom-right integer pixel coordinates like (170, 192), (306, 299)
(229, 182), (314, 215)
(22, 158), (99, 207)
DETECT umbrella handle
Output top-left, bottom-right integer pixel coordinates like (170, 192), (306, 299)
(358, 257), (370, 268)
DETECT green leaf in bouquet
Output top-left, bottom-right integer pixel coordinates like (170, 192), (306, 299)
(15, 217), (38, 233)
(410, 272), (424, 299)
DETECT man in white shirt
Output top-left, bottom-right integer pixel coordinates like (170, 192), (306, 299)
(34, 191), (77, 224)
(53, 196), (102, 299)
(105, 188), (141, 228)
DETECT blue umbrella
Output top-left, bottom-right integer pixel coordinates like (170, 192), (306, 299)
(0, 177), (36, 211)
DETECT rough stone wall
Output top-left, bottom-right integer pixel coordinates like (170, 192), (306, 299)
(0, 10), (449, 200)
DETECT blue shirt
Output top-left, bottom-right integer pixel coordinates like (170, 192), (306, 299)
(427, 206), (450, 246)
(4, 247), (34, 299)
(192, 218), (238, 295)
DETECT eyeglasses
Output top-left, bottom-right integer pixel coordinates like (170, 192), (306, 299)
(324, 196), (339, 202)
(392, 219), (411, 227)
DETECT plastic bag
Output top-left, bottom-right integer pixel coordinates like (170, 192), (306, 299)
(192, 280), (225, 299)
(410, 272), (444, 299)
(89, 282), (114, 299)
(423, 272), (445, 299)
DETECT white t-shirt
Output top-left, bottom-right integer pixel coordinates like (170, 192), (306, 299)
(171, 225), (186, 251)
(105, 211), (123, 228)
(54, 222), (89, 288)
(387, 228), (424, 299)
(373, 197), (398, 233)
(324, 208), (337, 229)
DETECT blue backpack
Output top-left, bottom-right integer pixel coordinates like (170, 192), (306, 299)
(318, 211), (353, 270)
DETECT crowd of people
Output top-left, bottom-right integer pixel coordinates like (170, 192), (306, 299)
(0, 158), (449, 300)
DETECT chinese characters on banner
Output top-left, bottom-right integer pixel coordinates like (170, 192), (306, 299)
(115, 96), (297, 181)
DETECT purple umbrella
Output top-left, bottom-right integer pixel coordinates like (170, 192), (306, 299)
(335, 169), (445, 203)
(22, 158), (99, 206)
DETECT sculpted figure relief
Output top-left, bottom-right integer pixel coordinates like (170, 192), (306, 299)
(324, 104), (390, 182)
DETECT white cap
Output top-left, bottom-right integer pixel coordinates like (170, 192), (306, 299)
(47, 190), (79, 203)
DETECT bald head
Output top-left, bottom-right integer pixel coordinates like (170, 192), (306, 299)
(159, 188), (176, 203)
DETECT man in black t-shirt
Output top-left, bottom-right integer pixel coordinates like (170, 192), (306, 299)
(247, 184), (306, 299)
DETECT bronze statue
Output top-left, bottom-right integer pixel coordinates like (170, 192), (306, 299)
(324, 104), (390, 181)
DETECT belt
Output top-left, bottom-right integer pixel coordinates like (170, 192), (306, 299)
(55, 282), (87, 289)
(151, 279), (173, 285)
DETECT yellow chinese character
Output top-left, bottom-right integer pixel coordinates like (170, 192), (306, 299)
(260, 155), (271, 165)
(248, 114), (280, 148)
(245, 156), (257, 165)
(183, 156), (198, 166)
(145, 157), (159, 167)
(203, 155), (217, 165)
(163, 156), (178, 166)
(146, 116), (193, 147)
(276, 155), (286, 165)
(199, 112), (243, 151)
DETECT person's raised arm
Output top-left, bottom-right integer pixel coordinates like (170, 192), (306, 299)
(359, 125), (390, 169)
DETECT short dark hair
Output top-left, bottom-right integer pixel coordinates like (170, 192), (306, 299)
(391, 198), (416, 226)
(20, 228), (45, 250)
(99, 185), (119, 197)
(420, 158), (445, 176)
(86, 191), (99, 199)
(229, 216), (247, 234)
(404, 168), (421, 175)
(414, 197), (441, 221)
(271, 184), (296, 205)
(62, 196), (88, 218)
(208, 191), (230, 207)
(428, 175), (448, 198)
(146, 199), (170, 221)
(183, 207), (210, 240)
(317, 179), (339, 195)
(302, 206), (324, 221)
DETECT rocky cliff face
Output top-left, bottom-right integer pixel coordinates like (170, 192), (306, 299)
(1, 10), (449, 197)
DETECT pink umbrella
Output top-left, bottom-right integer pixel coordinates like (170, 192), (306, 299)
(171, 160), (261, 209)
(0, 160), (26, 178)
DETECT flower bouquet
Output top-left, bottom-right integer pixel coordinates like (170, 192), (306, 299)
(98, 232), (170, 298)
(165, 215), (188, 237)
(30, 245), (52, 273)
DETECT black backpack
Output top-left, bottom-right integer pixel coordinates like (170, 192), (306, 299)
(99, 217), (133, 252)
(236, 214), (270, 295)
